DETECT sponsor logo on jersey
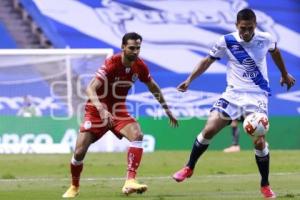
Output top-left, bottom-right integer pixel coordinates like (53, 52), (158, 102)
(125, 67), (131, 74)
(243, 71), (258, 78)
(242, 58), (257, 71)
(231, 45), (240, 50)
(242, 58), (258, 78)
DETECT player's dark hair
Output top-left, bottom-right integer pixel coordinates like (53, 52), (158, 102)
(122, 32), (143, 45)
(237, 8), (256, 22)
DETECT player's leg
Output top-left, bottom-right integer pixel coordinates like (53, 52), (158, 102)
(245, 92), (275, 198)
(231, 120), (240, 146)
(254, 136), (276, 198)
(173, 110), (230, 182)
(119, 122), (148, 195)
(71, 131), (96, 187)
(120, 122), (144, 180)
(62, 131), (96, 198)
(224, 120), (240, 153)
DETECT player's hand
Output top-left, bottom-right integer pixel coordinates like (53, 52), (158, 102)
(280, 73), (295, 91)
(177, 80), (190, 92)
(166, 110), (179, 127)
(99, 109), (114, 128)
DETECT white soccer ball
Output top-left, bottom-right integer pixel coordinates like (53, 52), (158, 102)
(243, 112), (269, 137)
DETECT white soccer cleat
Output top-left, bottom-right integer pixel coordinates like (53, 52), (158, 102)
(223, 145), (240, 153)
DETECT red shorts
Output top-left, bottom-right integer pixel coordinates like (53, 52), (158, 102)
(79, 104), (136, 140)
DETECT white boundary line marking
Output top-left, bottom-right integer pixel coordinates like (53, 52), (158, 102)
(1, 172), (299, 182)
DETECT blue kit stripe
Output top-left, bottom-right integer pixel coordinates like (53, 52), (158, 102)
(224, 34), (271, 94)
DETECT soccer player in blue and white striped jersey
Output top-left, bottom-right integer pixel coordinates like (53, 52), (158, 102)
(172, 8), (295, 199)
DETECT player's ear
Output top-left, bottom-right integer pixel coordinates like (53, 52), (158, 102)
(121, 44), (125, 50)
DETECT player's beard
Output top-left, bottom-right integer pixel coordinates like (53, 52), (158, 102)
(126, 55), (137, 62)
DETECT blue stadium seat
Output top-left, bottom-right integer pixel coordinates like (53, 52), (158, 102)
(0, 20), (17, 48)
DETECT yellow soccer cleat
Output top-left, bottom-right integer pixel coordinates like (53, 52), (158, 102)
(62, 185), (79, 198)
(122, 179), (148, 195)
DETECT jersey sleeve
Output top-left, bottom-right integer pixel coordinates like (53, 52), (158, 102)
(138, 60), (152, 83)
(95, 58), (114, 80)
(209, 36), (226, 59)
(266, 32), (277, 52)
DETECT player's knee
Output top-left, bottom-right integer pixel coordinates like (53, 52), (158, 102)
(74, 147), (87, 160)
(131, 132), (143, 141)
(202, 127), (218, 139)
(254, 136), (265, 150)
(124, 125), (143, 141)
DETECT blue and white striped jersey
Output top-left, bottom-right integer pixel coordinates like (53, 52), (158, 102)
(209, 31), (276, 95)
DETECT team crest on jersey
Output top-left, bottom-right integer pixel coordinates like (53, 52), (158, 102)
(256, 40), (264, 48)
(132, 73), (138, 81)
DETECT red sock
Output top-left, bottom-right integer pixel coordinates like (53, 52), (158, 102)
(127, 147), (143, 180)
(70, 163), (83, 187)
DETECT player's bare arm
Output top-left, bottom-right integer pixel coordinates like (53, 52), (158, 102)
(270, 47), (296, 90)
(86, 77), (114, 128)
(177, 56), (215, 92)
(145, 79), (178, 127)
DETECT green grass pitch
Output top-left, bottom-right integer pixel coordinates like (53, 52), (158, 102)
(0, 151), (299, 199)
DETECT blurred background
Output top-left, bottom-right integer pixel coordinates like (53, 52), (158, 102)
(0, 0), (299, 153)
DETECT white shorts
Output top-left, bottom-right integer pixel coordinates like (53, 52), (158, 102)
(211, 90), (268, 120)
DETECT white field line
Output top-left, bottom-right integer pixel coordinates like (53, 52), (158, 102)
(0, 172), (299, 182)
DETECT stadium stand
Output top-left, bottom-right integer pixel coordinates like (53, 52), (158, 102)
(0, 20), (17, 48)
(21, 0), (299, 116)
(0, 0), (299, 153)
(1, 0), (299, 117)
(0, 0), (51, 48)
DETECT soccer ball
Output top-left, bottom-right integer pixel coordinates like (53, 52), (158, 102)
(243, 112), (269, 137)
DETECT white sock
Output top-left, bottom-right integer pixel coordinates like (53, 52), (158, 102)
(71, 155), (83, 165)
(255, 146), (269, 157)
(197, 133), (210, 145)
(130, 141), (143, 148)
